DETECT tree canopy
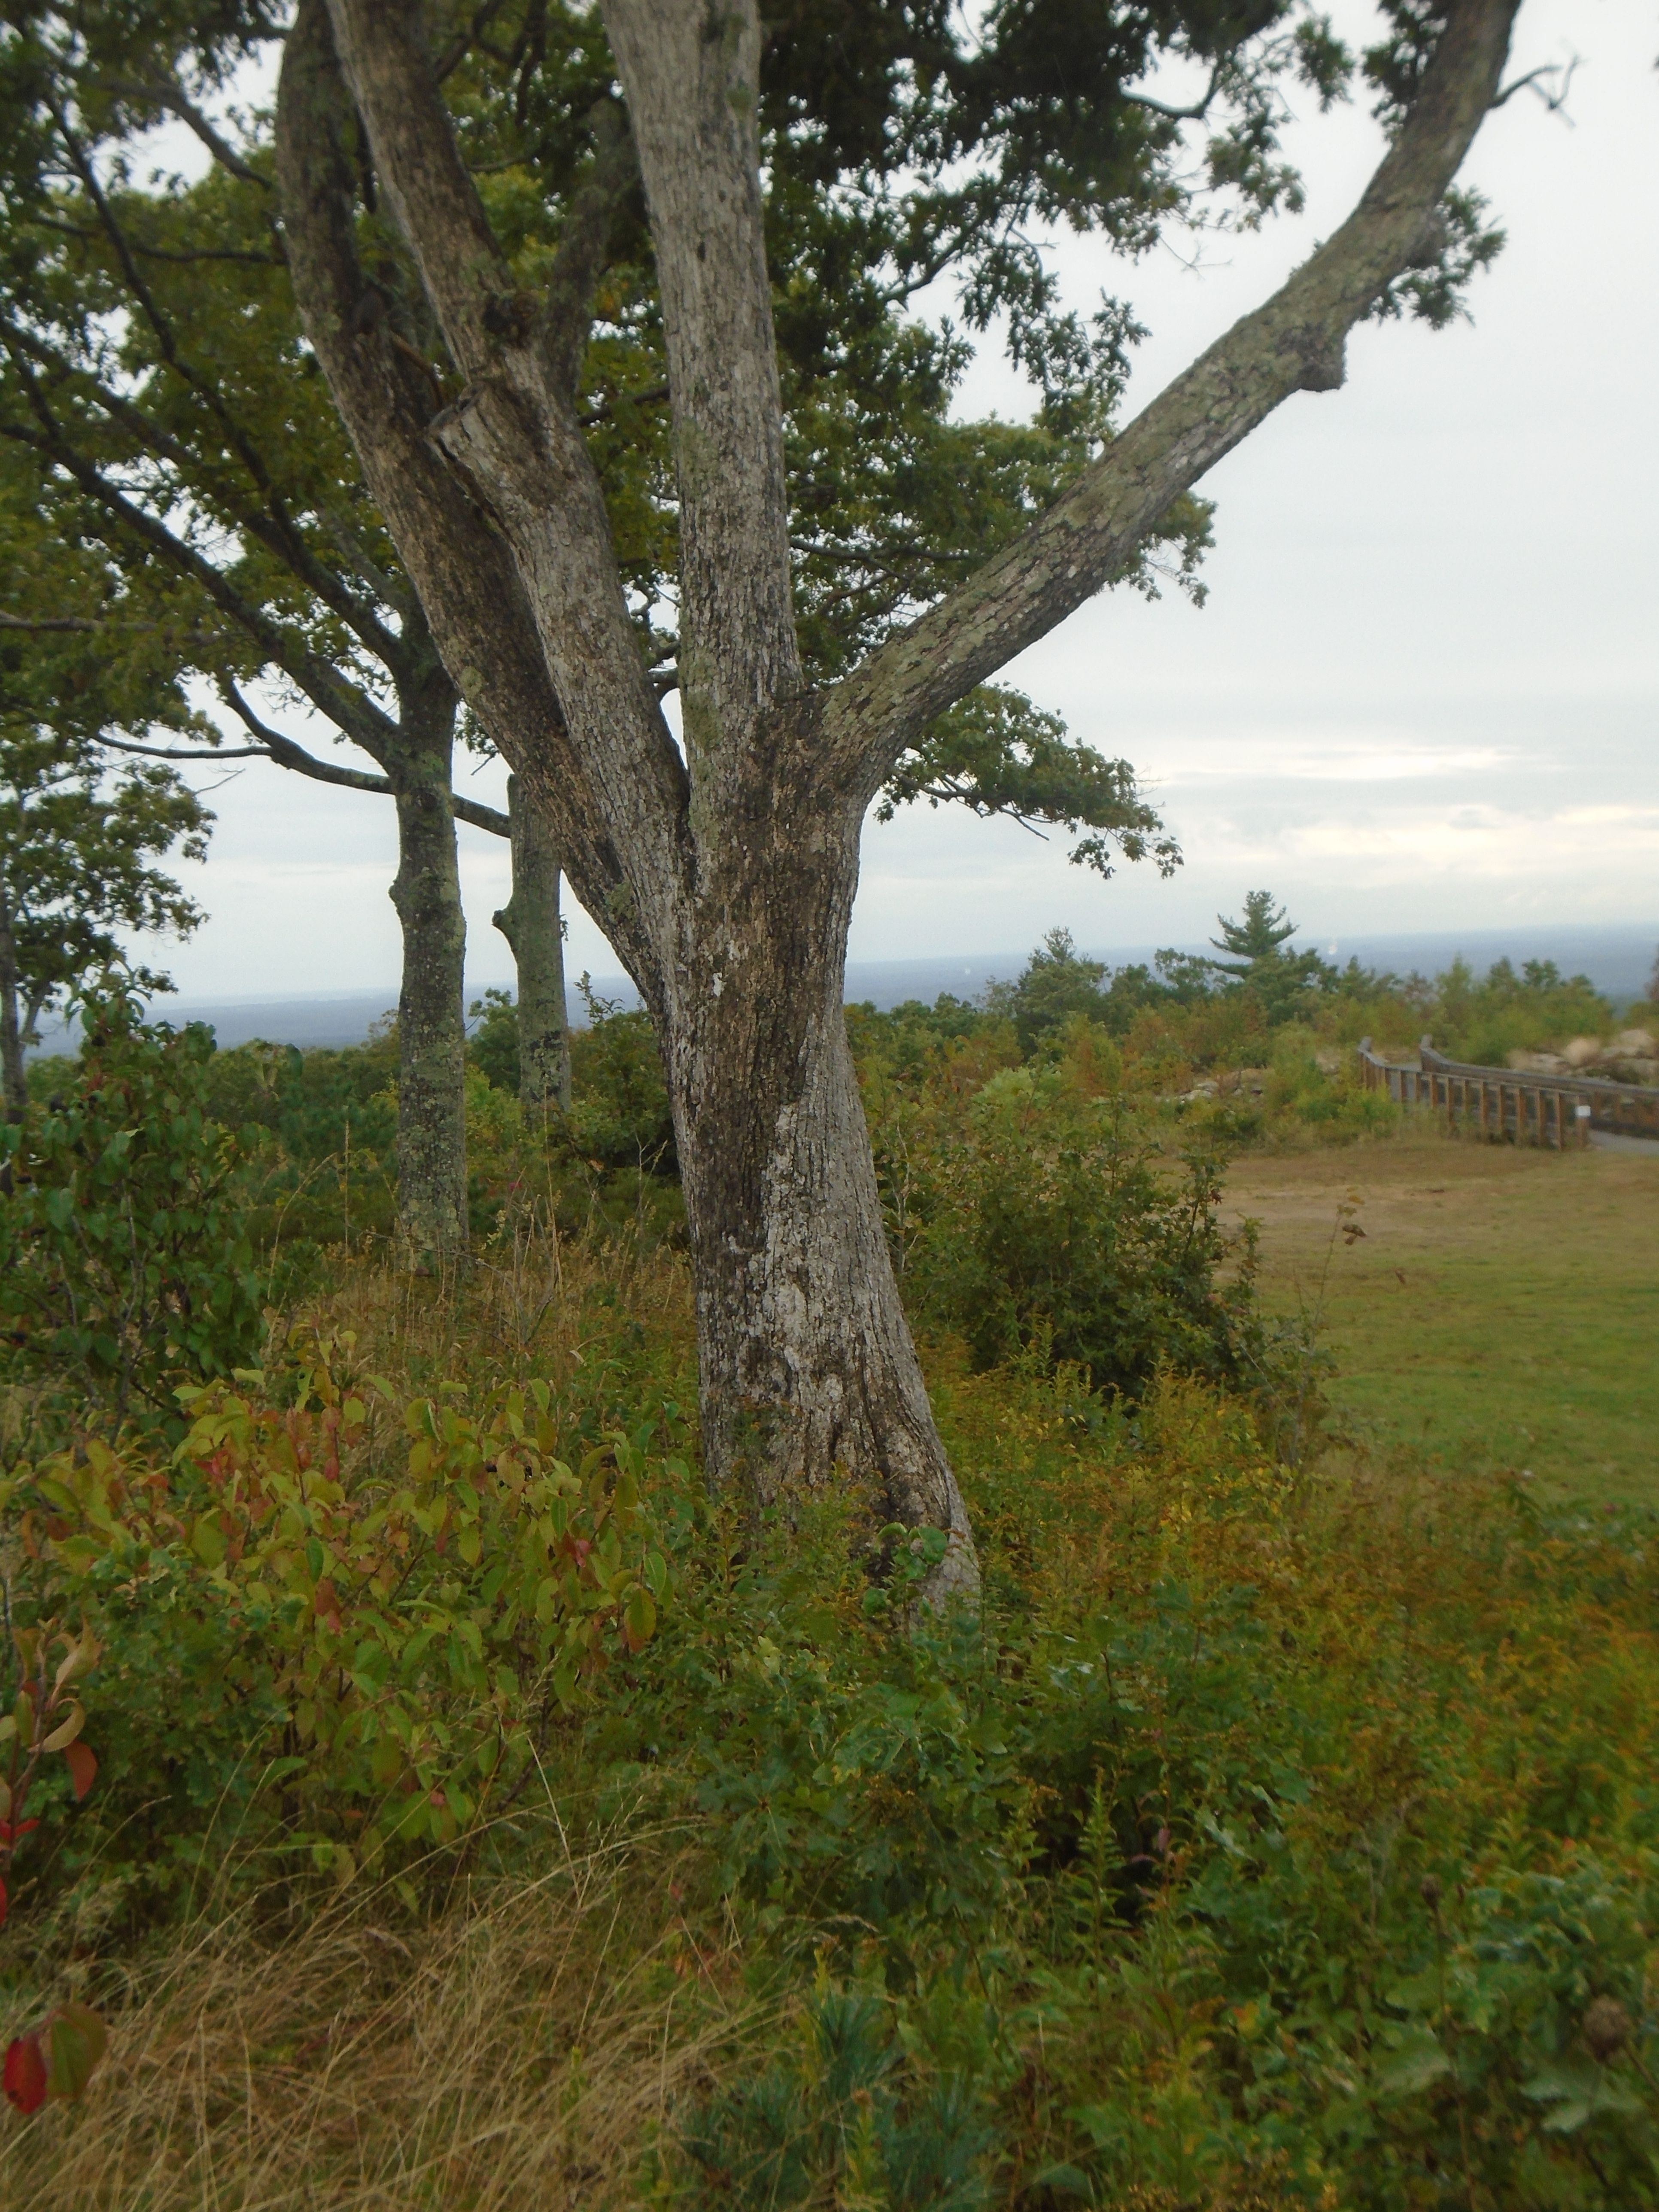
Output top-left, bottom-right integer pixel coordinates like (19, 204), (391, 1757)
(0, 438), (210, 1110)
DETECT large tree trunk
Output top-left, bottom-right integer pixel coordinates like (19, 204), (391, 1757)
(388, 705), (469, 1266)
(659, 794), (978, 1592)
(0, 857), (26, 1118)
(492, 775), (571, 1116)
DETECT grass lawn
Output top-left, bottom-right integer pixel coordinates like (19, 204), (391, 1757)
(1225, 1122), (1659, 1501)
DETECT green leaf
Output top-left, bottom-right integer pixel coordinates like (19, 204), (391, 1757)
(44, 2003), (108, 2103)
(191, 1514), (226, 1568)
(1374, 2026), (1452, 2098)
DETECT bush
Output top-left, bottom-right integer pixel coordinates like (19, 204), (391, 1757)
(901, 1065), (1277, 1401)
(0, 1332), (675, 1919)
(466, 985), (521, 1097)
(0, 990), (266, 1440)
(566, 976), (676, 1177)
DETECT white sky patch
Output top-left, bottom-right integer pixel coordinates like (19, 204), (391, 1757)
(1157, 740), (1520, 784)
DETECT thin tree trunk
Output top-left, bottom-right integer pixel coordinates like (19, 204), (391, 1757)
(0, 857), (28, 1118)
(389, 706), (469, 1266)
(492, 774), (571, 1115)
(660, 803), (978, 1595)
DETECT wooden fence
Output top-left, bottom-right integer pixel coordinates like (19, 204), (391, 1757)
(1356, 1038), (1659, 1147)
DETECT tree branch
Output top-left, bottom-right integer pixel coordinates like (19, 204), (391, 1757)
(1492, 56), (1577, 114)
(280, 0), (666, 989)
(320, 0), (510, 383)
(0, 393), (401, 767)
(602, 0), (801, 736)
(28, 211), (281, 266)
(97, 722), (510, 835)
(450, 792), (510, 836)
(825, 0), (1521, 796)
(105, 71), (273, 187)
(1120, 59), (1224, 123)
(0, 611), (224, 647)
(45, 113), (404, 672)
(538, 98), (636, 398)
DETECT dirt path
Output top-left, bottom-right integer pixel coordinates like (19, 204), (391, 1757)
(1225, 1127), (1659, 1501)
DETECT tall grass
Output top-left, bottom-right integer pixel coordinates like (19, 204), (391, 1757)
(2, 1825), (757, 2208)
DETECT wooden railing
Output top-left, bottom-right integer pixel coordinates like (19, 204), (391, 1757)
(1356, 1038), (1659, 1146)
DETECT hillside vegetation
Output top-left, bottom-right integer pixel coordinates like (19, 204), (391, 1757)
(3, 931), (1657, 2207)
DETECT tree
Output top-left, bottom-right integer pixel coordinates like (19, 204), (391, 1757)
(878, 687), (1181, 883)
(263, 0), (1530, 1589)
(0, 447), (211, 1114)
(0, 736), (208, 1115)
(263, 0), (1548, 1592)
(490, 774), (573, 1115)
(0, 72), (523, 1260)
(1202, 889), (1337, 1024)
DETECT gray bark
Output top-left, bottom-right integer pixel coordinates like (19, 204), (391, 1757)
(492, 775), (571, 1115)
(387, 684), (469, 1265)
(280, 0), (1519, 1586)
(0, 857), (27, 1118)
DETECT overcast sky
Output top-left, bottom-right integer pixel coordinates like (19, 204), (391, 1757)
(140, 0), (1658, 999)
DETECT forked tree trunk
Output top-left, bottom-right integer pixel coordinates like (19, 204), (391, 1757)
(659, 796), (978, 1592)
(492, 774), (571, 1115)
(388, 708), (469, 1265)
(277, 0), (1516, 1594)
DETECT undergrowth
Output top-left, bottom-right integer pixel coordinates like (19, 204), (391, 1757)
(4, 1245), (1659, 2207)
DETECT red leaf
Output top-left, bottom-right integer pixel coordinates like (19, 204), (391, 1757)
(3, 2033), (47, 2115)
(64, 1739), (98, 1802)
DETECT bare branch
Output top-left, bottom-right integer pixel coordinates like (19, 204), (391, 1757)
(449, 792), (510, 836)
(97, 725), (509, 836)
(1492, 55), (1577, 115)
(105, 72), (272, 187)
(97, 736), (270, 762)
(1120, 59), (1225, 122)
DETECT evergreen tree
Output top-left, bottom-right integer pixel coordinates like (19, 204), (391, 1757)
(1203, 891), (1337, 1024)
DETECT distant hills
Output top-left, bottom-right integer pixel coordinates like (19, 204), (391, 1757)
(28, 922), (1658, 1055)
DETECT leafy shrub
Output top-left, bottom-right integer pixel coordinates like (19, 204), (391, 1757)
(465, 985), (521, 1097)
(902, 1066), (1276, 1400)
(2, 1334), (673, 1912)
(0, 989), (265, 1438)
(565, 976), (676, 1176)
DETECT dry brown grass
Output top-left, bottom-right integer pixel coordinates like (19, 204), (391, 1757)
(298, 1210), (698, 1396)
(2, 1824), (759, 2209)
